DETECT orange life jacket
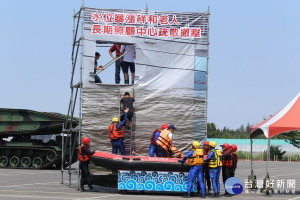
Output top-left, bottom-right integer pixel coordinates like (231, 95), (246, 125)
(79, 145), (91, 162)
(108, 123), (125, 141)
(151, 129), (161, 145)
(188, 149), (204, 166)
(167, 146), (183, 158)
(156, 129), (171, 152)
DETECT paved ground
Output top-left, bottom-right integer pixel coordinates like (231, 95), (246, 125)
(0, 161), (299, 200)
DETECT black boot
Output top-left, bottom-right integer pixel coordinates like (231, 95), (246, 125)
(125, 80), (129, 84)
(182, 193), (190, 198)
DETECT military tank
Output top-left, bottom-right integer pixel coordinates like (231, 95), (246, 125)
(0, 108), (78, 169)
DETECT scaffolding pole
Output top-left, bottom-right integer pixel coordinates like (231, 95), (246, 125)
(61, 5), (83, 190)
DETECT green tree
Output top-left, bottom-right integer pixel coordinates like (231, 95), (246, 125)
(275, 131), (300, 148)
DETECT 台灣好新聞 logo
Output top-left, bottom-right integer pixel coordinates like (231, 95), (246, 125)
(225, 177), (243, 195)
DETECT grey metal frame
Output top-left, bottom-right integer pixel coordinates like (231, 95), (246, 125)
(61, 4), (84, 190)
(61, 3), (210, 190)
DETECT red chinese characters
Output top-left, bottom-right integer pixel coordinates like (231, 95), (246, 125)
(180, 28), (190, 37)
(170, 28), (179, 37)
(103, 25), (113, 35)
(147, 27), (158, 37)
(159, 15), (169, 25)
(92, 25), (102, 34)
(114, 26), (124, 35)
(125, 26), (136, 36)
(148, 15), (158, 24)
(126, 14), (136, 24)
(91, 12), (102, 22)
(170, 15), (180, 25)
(137, 14), (146, 24)
(90, 11), (203, 38)
(191, 28), (201, 38)
(136, 27), (147, 36)
(158, 28), (168, 37)
(114, 13), (124, 23)
(103, 13), (113, 23)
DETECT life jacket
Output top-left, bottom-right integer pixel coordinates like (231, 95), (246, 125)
(208, 149), (222, 168)
(156, 129), (171, 152)
(188, 149), (204, 166)
(79, 145), (91, 162)
(108, 123), (125, 141)
(167, 146), (183, 158)
(151, 129), (161, 145)
(222, 150), (234, 167)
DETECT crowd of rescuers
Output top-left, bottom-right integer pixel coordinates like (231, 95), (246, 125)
(79, 134), (238, 196)
(94, 44), (136, 85)
(79, 91), (239, 196)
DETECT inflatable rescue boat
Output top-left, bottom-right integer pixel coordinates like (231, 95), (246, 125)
(92, 151), (190, 172)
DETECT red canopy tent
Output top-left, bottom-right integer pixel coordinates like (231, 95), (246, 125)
(249, 93), (300, 185)
(250, 93), (300, 139)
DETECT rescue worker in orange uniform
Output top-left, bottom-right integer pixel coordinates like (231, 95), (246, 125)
(202, 141), (212, 195)
(181, 141), (205, 198)
(230, 144), (238, 177)
(149, 124), (168, 157)
(108, 108), (129, 155)
(221, 143), (233, 196)
(79, 137), (99, 192)
(156, 124), (177, 157)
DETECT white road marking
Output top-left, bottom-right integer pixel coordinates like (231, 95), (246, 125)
(0, 182), (58, 188)
(75, 194), (121, 200)
(0, 194), (72, 200)
(289, 196), (300, 200)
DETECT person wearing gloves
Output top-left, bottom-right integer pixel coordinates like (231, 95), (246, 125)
(180, 141), (205, 198)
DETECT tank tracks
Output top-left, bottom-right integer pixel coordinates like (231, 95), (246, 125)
(0, 146), (60, 169)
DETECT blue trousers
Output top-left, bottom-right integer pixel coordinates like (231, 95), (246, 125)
(187, 165), (205, 196)
(115, 59), (121, 84)
(209, 167), (221, 194)
(149, 144), (161, 157)
(112, 138), (125, 155)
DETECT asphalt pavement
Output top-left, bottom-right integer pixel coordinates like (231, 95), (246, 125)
(0, 161), (299, 200)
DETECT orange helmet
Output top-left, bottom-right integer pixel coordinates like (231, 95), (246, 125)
(231, 144), (238, 152)
(161, 123), (169, 130)
(82, 137), (90, 145)
(220, 143), (230, 150)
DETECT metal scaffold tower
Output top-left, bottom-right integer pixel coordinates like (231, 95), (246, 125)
(61, 2), (210, 190)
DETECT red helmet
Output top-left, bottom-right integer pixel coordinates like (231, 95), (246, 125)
(221, 143), (230, 150)
(161, 123), (169, 130)
(203, 141), (209, 146)
(82, 137), (90, 145)
(231, 144), (238, 152)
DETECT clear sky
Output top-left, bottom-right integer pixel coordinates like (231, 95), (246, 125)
(1, 0), (300, 130)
